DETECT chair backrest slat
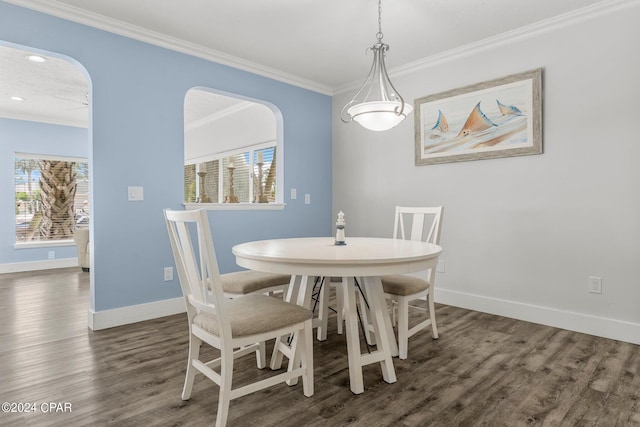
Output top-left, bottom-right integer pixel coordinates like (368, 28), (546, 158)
(409, 213), (425, 242)
(393, 206), (443, 245)
(164, 208), (231, 338)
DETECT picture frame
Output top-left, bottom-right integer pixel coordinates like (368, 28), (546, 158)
(414, 68), (542, 165)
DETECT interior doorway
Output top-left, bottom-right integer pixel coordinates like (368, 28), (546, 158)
(0, 41), (93, 317)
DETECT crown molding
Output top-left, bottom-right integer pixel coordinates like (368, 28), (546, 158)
(336, 0), (635, 94)
(2, 0), (334, 95)
(4, 0), (634, 97)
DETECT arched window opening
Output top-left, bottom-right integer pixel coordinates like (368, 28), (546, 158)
(184, 88), (283, 209)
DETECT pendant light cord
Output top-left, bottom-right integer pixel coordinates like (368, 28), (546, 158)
(376, 0), (384, 43)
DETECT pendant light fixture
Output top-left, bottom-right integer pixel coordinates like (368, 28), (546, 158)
(340, 0), (412, 132)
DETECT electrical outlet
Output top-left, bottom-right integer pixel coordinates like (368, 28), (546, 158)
(48, 250), (55, 260)
(588, 276), (602, 294)
(304, 194), (310, 204)
(164, 267), (173, 281)
(291, 188), (297, 200)
(437, 260), (445, 273)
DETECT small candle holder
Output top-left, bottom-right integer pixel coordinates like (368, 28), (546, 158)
(197, 170), (211, 203)
(257, 161), (269, 203)
(224, 164), (239, 203)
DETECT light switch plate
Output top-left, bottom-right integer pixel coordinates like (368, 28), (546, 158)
(128, 186), (144, 201)
(588, 276), (602, 294)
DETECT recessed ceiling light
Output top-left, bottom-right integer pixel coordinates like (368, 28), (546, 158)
(25, 54), (46, 63)
(10, 96), (25, 101)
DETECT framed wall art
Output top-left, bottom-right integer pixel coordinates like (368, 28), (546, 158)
(414, 68), (542, 165)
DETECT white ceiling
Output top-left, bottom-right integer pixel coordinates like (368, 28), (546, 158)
(0, 44), (89, 128)
(1, 0), (611, 127)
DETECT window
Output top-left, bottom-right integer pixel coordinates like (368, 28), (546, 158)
(184, 88), (282, 209)
(15, 153), (89, 243)
(185, 145), (276, 204)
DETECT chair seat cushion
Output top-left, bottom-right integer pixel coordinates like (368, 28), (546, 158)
(193, 294), (312, 338)
(221, 271), (290, 295)
(381, 274), (430, 296)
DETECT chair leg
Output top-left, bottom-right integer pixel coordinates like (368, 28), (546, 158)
(391, 300), (398, 326)
(256, 341), (267, 369)
(286, 329), (302, 387)
(182, 334), (202, 400)
(270, 335), (286, 370)
(271, 277), (301, 369)
(216, 346), (234, 427)
(301, 321), (314, 397)
(397, 297), (410, 360)
(428, 288), (439, 339)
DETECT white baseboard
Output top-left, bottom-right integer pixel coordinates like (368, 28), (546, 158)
(88, 297), (186, 331)
(0, 258), (78, 273)
(436, 288), (640, 346)
(86, 286), (640, 345)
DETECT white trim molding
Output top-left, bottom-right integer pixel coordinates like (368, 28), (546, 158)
(335, 0), (638, 94)
(2, 0), (332, 95)
(88, 297), (186, 331)
(0, 257), (78, 274)
(183, 202), (285, 211)
(436, 288), (640, 346)
(6, 0), (636, 97)
(14, 239), (75, 249)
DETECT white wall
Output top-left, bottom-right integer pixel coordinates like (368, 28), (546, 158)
(185, 103), (276, 161)
(332, 1), (640, 345)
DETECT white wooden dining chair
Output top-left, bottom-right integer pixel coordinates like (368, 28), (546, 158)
(380, 206), (443, 359)
(164, 209), (313, 427)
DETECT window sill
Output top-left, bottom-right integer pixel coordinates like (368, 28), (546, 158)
(15, 239), (76, 249)
(183, 203), (285, 211)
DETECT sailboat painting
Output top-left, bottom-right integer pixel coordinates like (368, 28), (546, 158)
(415, 69), (542, 165)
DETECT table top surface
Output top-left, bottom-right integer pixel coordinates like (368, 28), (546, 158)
(232, 237), (441, 271)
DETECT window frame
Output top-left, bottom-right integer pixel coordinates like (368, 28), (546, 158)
(14, 152), (90, 249)
(183, 88), (285, 211)
(184, 142), (284, 211)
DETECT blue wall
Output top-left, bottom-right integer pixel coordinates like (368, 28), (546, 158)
(0, 2), (333, 311)
(0, 118), (89, 263)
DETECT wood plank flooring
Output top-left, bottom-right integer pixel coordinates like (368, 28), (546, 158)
(0, 268), (638, 426)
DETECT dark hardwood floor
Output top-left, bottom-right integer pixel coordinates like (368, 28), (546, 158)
(1, 268), (638, 426)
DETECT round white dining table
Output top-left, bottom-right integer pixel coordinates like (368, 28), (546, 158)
(232, 236), (442, 394)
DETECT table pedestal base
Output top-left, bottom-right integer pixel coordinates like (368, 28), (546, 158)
(271, 275), (398, 394)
